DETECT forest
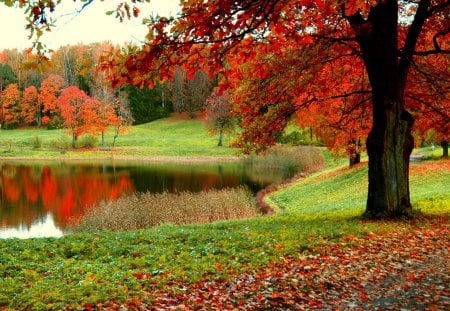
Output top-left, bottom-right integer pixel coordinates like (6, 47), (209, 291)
(0, 44), (219, 144)
(0, 40), (447, 156)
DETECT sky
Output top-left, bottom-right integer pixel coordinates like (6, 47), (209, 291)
(0, 0), (180, 50)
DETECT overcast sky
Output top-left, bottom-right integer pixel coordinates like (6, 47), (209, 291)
(0, 0), (179, 50)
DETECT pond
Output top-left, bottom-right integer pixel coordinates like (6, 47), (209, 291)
(0, 160), (287, 239)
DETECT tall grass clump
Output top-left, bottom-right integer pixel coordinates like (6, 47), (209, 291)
(50, 135), (71, 150)
(243, 145), (326, 179)
(31, 135), (42, 149)
(75, 135), (98, 148)
(71, 186), (258, 233)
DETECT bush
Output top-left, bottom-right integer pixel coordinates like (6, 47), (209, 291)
(2, 139), (14, 152)
(243, 146), (326, 179)
(50, 135), (71, 150)
(31, 135), (42, 149)
(75, 135), (98, 148)
(2, 123), (18, 130)
(71, 187), (258, 233)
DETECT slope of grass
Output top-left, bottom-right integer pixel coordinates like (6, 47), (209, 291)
(266, 159), (450, 217)
(0, 117), (237, 159)
(0, 157), (448, 309)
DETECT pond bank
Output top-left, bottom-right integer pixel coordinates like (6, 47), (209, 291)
(0, 155), (241, 163)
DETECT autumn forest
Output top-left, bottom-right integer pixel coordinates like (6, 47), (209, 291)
(0, 45), (220, 146)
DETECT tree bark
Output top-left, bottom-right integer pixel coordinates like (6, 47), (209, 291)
(441, 140), (449, 158)
(348, 0), (418, 218)
(218, 129), (224, 146)
(364, 99), (414, 218)
(349, 152), (361, 167)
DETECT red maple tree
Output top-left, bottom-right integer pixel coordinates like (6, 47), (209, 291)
(97, 0), (448, 219)
(0, 83), (21, 127)
(57, 86), (91, 147)
(38, 74), (66, 126)
(21, 85), (39, 125)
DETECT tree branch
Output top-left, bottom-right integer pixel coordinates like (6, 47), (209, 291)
(398, 0), (432, 89)
(414, 27), (450, 55)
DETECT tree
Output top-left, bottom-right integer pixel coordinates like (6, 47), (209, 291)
(206, 90), (235, 147)
(86, 98), (117, 147)
(0, 63), (15, 93)
(97, 0), (448, 219)
(125, 83), (172, 124)
(21, 86), (40, 125)
(39, 74), (66, 127)
(110, 93), (133, 148)
(57, 86), (91, 147)
(409, 53), (450, 158)
(168, 67), (215, 118)
(0, 83), (21, 128)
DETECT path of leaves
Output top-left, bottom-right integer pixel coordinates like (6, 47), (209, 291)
(94, 216), (449, 310)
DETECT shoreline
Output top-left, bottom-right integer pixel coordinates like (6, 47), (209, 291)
(0, 155), (241, 163)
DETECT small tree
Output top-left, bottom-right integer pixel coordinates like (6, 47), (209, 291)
(21, 86), (39, 125)
(111, 94), (133, 148)
(57, 86), (90, 147)
(39, 74), (66, 127)
(206, 90), (235, 147)
(86, 97), (117, 147)
(1, 83), (21, 128)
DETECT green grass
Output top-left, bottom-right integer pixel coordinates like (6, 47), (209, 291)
(0, 117), (238, 159)
(266, 159), (450, 216)
(266, 164), (368, 216)
(0, 156), (448, 309)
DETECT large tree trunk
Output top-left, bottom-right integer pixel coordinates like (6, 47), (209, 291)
(348, 0), (419, 218)
(365, 99), (414, 218)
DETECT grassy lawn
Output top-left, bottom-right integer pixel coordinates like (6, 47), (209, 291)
(0, 153), (448, 309)
(0, 117), (238, 160)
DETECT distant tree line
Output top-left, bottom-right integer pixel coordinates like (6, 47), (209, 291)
(0, 43), (217, 129)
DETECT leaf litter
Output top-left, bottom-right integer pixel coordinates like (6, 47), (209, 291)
(92, 215), (448, 310)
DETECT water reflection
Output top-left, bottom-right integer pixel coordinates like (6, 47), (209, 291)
(0, 161), (280, 239)
(0, 213), (63, 239)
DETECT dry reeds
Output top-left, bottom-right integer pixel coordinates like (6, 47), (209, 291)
(71, 186), (258, 233)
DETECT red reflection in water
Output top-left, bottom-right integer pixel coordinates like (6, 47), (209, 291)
(0, 164), (134, 230)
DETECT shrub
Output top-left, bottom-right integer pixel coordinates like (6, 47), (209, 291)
(31, 135), (42, 149)
(2, 139), (14, 152)
(243, 146), (326, 179)
(50, 135), (71, 150)
(75, 135), (98, 148)
(71, 187), (258, 233)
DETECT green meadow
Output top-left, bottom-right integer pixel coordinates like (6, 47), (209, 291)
(0, 117), (237, 160)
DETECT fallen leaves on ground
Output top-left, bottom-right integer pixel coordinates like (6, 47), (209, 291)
(90, 215), (449, 310)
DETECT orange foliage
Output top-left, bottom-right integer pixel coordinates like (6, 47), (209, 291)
(21, 85), (39, 125)
(0, 83), (21, 126)
(38, 74), (66, 125)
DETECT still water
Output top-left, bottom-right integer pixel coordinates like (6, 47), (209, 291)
(0, 161), (283, 239)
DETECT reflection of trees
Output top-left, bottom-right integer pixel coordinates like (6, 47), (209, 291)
(0, 164), (134, 230)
